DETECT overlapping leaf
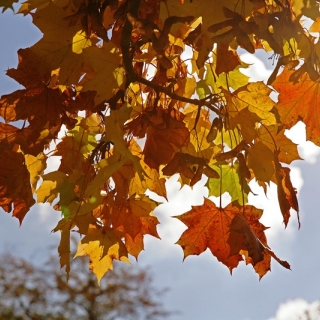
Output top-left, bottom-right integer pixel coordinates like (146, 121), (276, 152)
(273, 68), (320, 146)
(176, 199), (290, 277)
(0, 149), (35, 224)
(0, 0), (312, 281)
(75, 225), (130, 284)
(207, 162), (250, 206)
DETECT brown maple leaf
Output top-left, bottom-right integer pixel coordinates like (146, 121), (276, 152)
(111, 194), (159, 239)
(0, 48), (95, 154)
(143, 110), (190, 170)
(162, 152), (219, 185)
(215, 43), (241, 75)
(274, 150), (300, 228)
(0, 149), (35, 224)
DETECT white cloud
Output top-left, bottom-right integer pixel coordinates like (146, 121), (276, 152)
(240, 51), (273, 82)
(268, 299), (320, 320)
(43, 125), (66, 175)
(285, 121), (320, 164)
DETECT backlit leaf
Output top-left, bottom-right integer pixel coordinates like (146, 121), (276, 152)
(25, 153), (47, 192)
(247, 142), (275, 182)
(0, 150), (35, 224)
(207, 162), (250, 206)
(273, 69), (320, 146)
(75, 225), (130, 284)
(1, 0), (312, 280)
(175, 198), (242, 272)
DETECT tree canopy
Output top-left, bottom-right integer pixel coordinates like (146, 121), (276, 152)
(0, 0), (318, 281)
(0, 251), (170, 319)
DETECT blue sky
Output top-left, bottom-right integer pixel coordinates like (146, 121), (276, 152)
(1, 6), (320, 320)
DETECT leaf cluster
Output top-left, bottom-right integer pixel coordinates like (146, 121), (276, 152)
(0, 0), (319, 280)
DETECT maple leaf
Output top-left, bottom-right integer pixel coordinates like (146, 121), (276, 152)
(91, 187), (160, 259)
(274, 150), (300, 228)
(291, 0), (320, 20)
(175, 198), (243, 272)
(29, 3), (90, 86)
(257, 125), (302, 164)
(55, 121), (97, 175)
(123, 205), (161, 259)
(130, 160), (168, 199)
(124, 232), (144, 259)
(143, 110), (190, 170)
(163, 152), (219, 186)
(52, 202), (100, 279)
(0, 0), (18, 12)
(0, 49), (96, 155)
(272, 68), (320, 146)
(228, 202), (291, 278)
(0, 149), (35, 224)
(112, 160), (136, 201)
(205, 61), (250, 93)
(0, 122), (45, 155)
(207, 162), (250, 206)
(225, 82), (277, 126)
(227, 107), (261, 142)
(78, 44), (123, 105)
(228, 214), (265, 266)
(161, 0), (254, 67)
(52, 219), (72, 279)
(247, 141), (275, 183)
(128, 140), (167, 199)
(182, 105), (221, 161)
(36, 170), (67, 204)
(111, 194), (160, 239)
(19, 2), (119, 105)
(75, 225), (130, 284)
(176, 199), (290, 277)
(1, 0), (316, 281)
(25, 153), (47, 193)
(215, 44), (241, 75)
(103, 105), (146, 180)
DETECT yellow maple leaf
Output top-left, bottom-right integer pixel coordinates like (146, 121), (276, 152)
(75, 225), (130, 284)
(25, 153), (47, 193)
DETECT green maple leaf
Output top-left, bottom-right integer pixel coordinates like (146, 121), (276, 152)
(206, 162), (250, 206)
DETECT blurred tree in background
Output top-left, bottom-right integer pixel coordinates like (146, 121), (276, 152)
(0, 252), (171, 320)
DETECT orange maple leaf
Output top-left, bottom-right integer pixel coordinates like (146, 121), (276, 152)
(273, 68), (320, 146)
(176, 199), (290, 276)
(92, 194), (160, 259)
(175, 198), (243, 272)
(111, 194), (159, 239)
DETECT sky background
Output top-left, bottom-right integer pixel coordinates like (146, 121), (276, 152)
(1, 6), (320, 320)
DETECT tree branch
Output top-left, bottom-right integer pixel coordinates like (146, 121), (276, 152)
(120, 1), (220, 115)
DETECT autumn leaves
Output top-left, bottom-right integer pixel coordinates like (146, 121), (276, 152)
(0, 0), (318, 281)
